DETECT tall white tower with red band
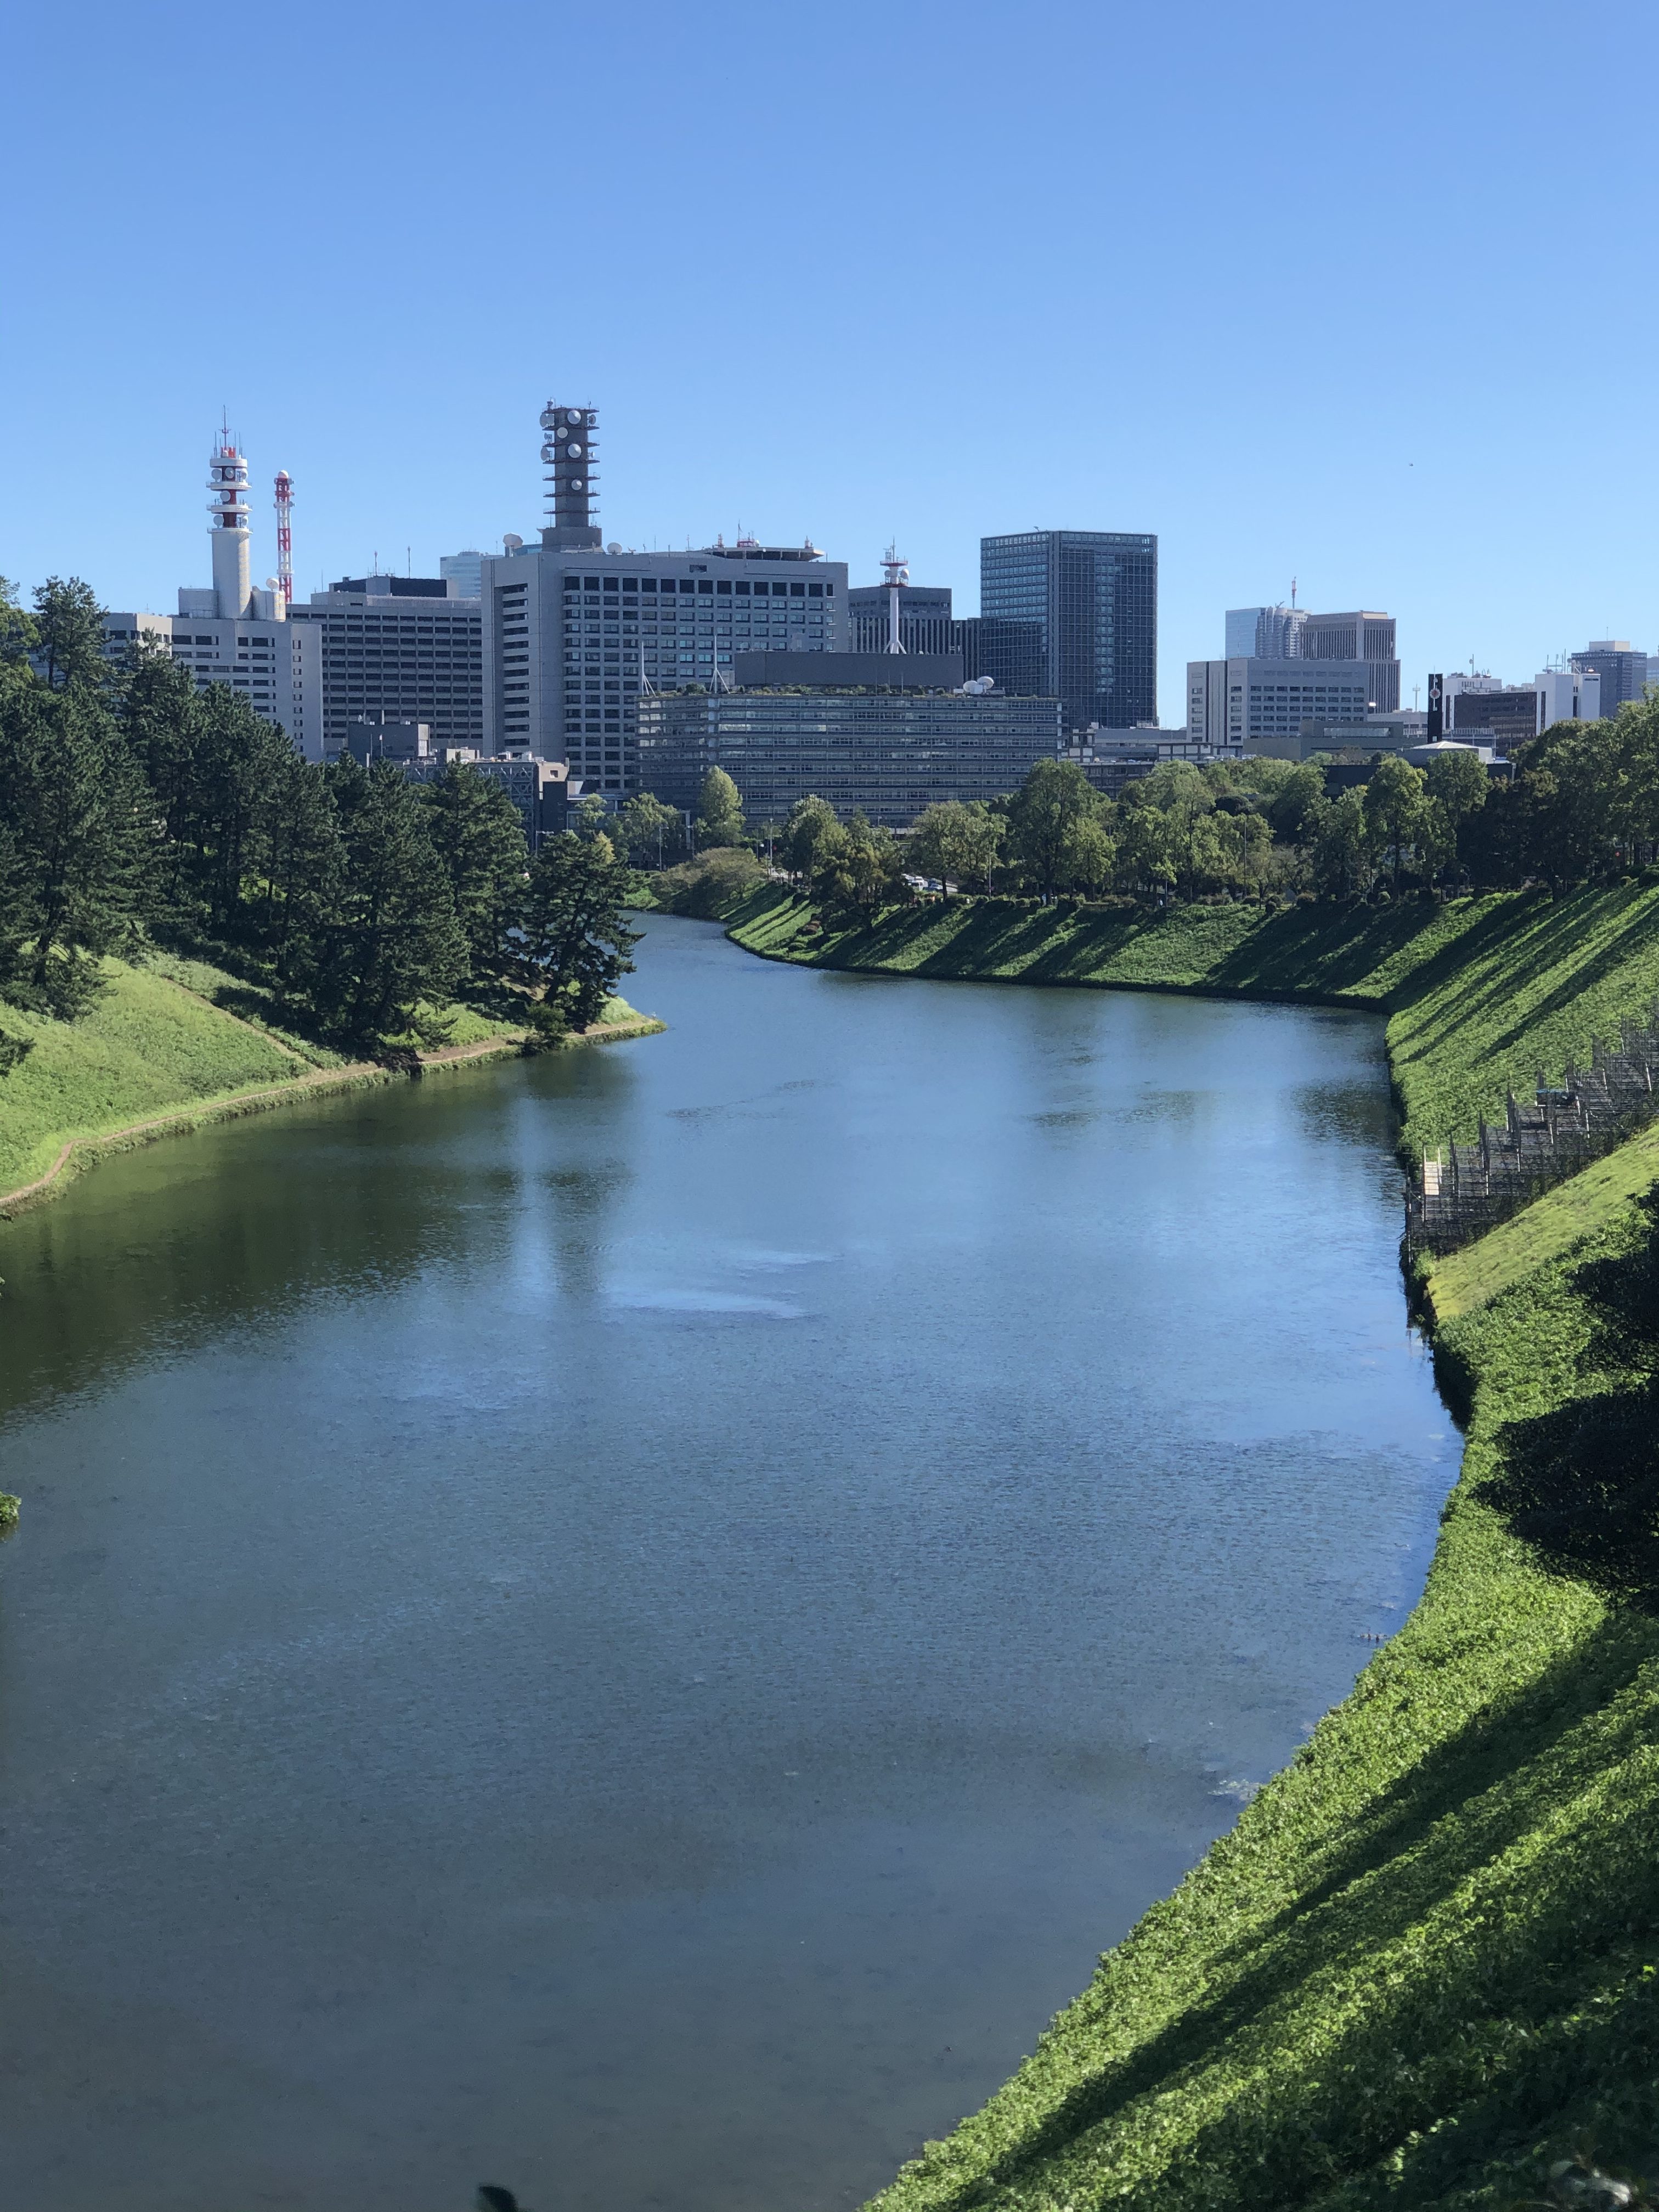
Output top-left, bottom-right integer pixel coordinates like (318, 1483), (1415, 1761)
(207, 425), (253, 619)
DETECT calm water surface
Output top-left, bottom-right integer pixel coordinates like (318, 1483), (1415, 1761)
(0, 917), (1458, 2211)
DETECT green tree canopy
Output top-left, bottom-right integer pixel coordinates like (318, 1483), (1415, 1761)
(32, 577), (106, 691)
(781, 794), (838, 882)
(907, 799), (1003, 891)
(615, 790), (687, 869)
(516, 830), (641, 1045)
(696, 766), (747, 849)
(1006, 759), (1111, 898)
(417, 760), (528, 983)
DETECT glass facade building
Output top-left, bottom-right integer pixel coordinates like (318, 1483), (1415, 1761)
(980, 529), (1158, 733)
(637, 684), (1063, 831)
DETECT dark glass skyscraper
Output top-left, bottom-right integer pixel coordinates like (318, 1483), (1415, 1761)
(980, 529), (1158, 732)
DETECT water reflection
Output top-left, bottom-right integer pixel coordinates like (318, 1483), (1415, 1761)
(0, 921), (1458, 2212)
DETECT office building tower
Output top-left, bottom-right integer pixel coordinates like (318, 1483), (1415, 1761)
(1299, 611), (1400, 713)
(980, 530), (1157, 734)
(483, 402), (850, 787)
(288, 573), (484, 759)
(100, 432), (323, 757)
(439, 550), (486, 601)
(1186, 658), (1376, 750)
(849, 580), (954, 655)
(637, 658), (1061, 830)
(1226, 605), (1307, 659)
(481, 400), (845, 792)
(1571, 641), (1648, 716)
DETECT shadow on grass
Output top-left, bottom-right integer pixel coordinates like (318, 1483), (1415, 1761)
(953, 1604), (1659, 2208)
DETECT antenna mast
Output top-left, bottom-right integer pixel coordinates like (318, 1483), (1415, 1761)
(881, 541), (910, 653)
(274, 471), (294, 613)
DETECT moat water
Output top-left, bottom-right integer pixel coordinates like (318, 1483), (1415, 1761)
(0, 916), (1458, 2211)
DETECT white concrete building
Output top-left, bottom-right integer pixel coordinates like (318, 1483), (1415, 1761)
(1187, 657), (1378, 749)
(100, 433), (323, 757)
(1536, 666), (1601, 731)
(288, 574), (484, 760)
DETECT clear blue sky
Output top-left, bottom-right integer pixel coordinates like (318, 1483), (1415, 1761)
(3, 1), (1654, 725)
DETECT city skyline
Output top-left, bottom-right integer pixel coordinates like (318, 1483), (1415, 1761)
(5, 3), (1659, 728)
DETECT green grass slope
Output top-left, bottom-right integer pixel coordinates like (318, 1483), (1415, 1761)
(0, 958), (306, 1195)
(729, 882), (1659, 1162)
(870, 1148), (1659, 2212)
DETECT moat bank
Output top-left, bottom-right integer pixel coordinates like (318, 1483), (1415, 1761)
(0, 915), (1451, 2212)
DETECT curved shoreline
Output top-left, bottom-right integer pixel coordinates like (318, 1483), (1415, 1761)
(0, 1017), (665, 1223)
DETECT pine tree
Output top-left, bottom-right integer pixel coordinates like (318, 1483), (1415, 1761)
(303, 759), (466, 1052)
(416, 760), (528, 984)
(516, 831), (640, 1045)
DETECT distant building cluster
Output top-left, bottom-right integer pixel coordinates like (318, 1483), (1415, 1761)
(99, 409), (1655, 831)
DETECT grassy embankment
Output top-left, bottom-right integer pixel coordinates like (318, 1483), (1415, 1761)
(718, 880), (1659, 2209)
(0, 954), (661, 1212)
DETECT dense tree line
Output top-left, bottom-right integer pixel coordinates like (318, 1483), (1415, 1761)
(0, 577), (636, 1058)
(658, 693), (1659, 914)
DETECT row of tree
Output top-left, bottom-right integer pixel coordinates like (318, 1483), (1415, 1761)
(667, 698), (1659, 910)
(0, 578), (637, 1055)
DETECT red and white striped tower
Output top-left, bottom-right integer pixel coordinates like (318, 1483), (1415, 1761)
(274, 471), (294, 613)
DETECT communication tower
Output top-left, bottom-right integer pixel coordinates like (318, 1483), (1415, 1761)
(274, 471), (294, 613)
(207, 421), (252, 618)
(539, 402), (600, 549)
(881, 542), (910, 654)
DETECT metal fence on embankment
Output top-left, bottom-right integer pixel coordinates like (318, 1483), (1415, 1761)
(1405, 1009), (1659, 1255)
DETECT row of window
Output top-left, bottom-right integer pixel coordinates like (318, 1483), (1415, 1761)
(563, 577), (830, 597)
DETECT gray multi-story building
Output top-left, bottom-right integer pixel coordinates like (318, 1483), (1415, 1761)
(479, 403), (848, 794)
(980, 529), (1158, 733)
(849, 580), (954, 655)
(1299, 611), (1400, 713)
(1220, 604), (1400, 714)
(482, 538), (848, 793)
(1187, 658), (1378, 749)
(636, 654), (1062, 830)
(288, 573), (484, 759)
(1571, 640), (1649, 716)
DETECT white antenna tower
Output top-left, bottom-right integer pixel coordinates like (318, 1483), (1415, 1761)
(881, 541), (909, 653)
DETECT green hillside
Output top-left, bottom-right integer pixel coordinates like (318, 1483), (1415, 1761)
(729, 882), (1659, 1163)
(0, 958), (309, 1197)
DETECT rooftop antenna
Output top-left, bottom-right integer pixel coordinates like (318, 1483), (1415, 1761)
(881, 541), (910, 654)
(1290, 575), (1298, 609)
(273, 470), (295, 612)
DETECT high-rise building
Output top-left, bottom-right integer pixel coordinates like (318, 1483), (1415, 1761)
(1299, 611), (1400, 713)
(479, 402), (845, 792)
(100, 431), (323, 757)
(1571, 641), (1649, 716)
(1225, 605), (1307, 659)
(289, 574), (484, 759)
(980, 530), (1157, 733)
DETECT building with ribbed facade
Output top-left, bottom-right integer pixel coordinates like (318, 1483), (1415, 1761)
(636, 654), (1060, 830)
